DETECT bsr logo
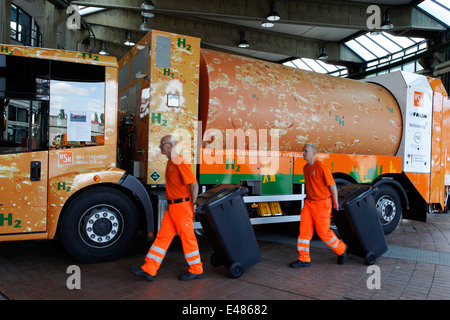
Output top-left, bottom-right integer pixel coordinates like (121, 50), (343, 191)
(59, 151), (73, 165)
(414, 91), (424, 107)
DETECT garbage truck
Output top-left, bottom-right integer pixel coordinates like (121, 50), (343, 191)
(0, 29), (449, 262)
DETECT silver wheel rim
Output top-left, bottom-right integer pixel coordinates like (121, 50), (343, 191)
(376, 197), (396, 225)
(79, 205), (123, 248)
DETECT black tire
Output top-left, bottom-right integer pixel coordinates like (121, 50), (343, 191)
(372, 184), (402, 235)
(446, 188), (450, 212)
(365, 251), (376, 265)
(59, 186), (139, 263)
(229, 262), (243, 279)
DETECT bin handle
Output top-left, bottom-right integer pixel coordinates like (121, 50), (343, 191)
(338, 185), (377, 210)
(342, 187), (362, 201)
(196, 187), (245, 207)
(342, 185), (372, 201)
(196, 188), (232, 206)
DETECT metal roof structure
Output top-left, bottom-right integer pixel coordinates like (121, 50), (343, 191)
(5, 0), (450, 81)
(285, 0), (449, 77)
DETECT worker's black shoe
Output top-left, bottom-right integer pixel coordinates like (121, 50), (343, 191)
(289, 260), (311, 268)
(179, 271), (205, 281)
(131, 266), (155, 281)
(337, 245), (348, 265)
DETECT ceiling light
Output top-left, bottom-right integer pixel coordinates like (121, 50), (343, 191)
(141, 11), (155, 18)
(141, 1), (155, 17)
(238, 31), (249, 48)
(238, 39), (249, 48)
(99, 42), (109, 55)
(124, 31), (135, 47)
(381, 12), (394, 30)
(266, 1), (280, 21)
(141, 1), (155, 10)
(318, 47), (328, 60)
(261, 21), (274, 28)
(140, 17), (151, 32)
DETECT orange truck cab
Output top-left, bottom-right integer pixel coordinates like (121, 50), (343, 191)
(0, 44), (153, 263)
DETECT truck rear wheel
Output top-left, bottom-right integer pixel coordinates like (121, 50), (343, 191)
(372, 185), (401, 235)
(60, 187), (139, 263)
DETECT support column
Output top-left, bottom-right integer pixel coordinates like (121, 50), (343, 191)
(42, 1), (65, 48)
(0, 0), (12, 44)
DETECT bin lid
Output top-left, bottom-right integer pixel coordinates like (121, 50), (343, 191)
(196, 187), (248, 212)
(337, 184), (374, 209)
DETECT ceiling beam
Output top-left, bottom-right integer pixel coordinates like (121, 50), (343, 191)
(74, 0), (447, 31)
(72, 0), (446, 65)
(81, 6), (362, 64)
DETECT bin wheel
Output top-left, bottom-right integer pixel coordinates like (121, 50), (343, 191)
(229, 262), (243, 279)
(365, 252), (376, 265)
(210, 253), (222, 267)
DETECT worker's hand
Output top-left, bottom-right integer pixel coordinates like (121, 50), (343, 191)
(333, 201), (339, 210)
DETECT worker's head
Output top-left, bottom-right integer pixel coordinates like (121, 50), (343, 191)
(302, 143), (317, 165)
(160, 135), (177, 159)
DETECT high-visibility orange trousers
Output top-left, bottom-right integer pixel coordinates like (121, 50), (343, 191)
(297, 198), (346, 262)
(141, 201), (203, 276)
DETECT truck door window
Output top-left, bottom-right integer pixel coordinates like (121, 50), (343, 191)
(49, 61), (105, 148)
(0, 55), (105, 152)
(0, 55), (49, 154)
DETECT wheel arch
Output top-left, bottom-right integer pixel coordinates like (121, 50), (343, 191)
(371, 175), (409, 216)
(117, 174), (154, 240)
(56, 174), (154, 241)
(332, 173), (356, 187)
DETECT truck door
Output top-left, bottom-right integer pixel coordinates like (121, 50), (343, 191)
(0, 54), (50, 238)
(0, 99), (48, 236)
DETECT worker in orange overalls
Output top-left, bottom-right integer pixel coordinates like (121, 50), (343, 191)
(132, 135), (203, 281)
(290, 143), (348, 268)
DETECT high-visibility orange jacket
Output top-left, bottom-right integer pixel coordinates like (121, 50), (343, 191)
(141, 155), (203, 276)
(297, 160), (346, 262)
(303, 160), (334, 200)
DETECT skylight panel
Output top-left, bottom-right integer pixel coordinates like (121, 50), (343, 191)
(367, 33), (402, 54)
(382, 33), (417, 48)
(288, 59), (311, 71)
(355, 35), (390, 58)
(283, 61), (297, 68)
(418, 0), (450, 27)
(316, 60), (339, 72)
(302, 58), (328, 73)
(345, 39), (377, 61)
(283, 58), (347, 77)
(78, 6), (106, 16)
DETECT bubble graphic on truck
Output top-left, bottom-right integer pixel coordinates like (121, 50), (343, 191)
(199, 49), (403, 156)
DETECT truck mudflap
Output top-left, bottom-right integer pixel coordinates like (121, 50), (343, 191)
(119, 174), (154, 241)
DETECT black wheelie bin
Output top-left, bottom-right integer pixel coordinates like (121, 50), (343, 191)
(196, 186), (262, 278)
(332, 184), (388, 265)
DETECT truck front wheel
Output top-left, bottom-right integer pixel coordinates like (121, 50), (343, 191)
(60, 187), (139, 263)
